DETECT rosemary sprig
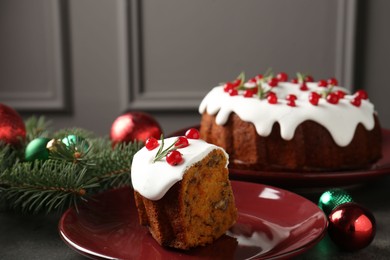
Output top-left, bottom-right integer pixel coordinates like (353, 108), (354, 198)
(153, 136), (179, 163)
(297, 72), (310, 83)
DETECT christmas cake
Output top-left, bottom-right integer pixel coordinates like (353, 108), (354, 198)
(199, 72), (382, 171)
(131, 132), (237, 250)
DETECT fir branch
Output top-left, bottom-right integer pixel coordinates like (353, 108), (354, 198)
(0, 160), (99, 214)
(89, 140), (143, 190)
(0, 116), (143, 214)
(25, 116), (51, 142)
(0, 143), (20, 172)
(53, 128), (96, 140)
(48, 138), (94, 166)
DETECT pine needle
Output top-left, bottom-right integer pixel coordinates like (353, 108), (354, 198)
(0, 117), (143, 214)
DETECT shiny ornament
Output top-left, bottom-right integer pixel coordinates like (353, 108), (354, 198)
(110, 112), (162, 146)
(0, 103), (26, 146)
(318, 188), (353, 215)
(62, 135), (89, 152)
(328, 202), (376, 251)
(46, 138), (62, 153)
(25, 137), (51, 161)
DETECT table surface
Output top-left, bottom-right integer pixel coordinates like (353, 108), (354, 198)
(1, 175), (390, 260)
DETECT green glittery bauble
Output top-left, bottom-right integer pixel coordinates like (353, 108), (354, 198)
(318, 188), (354, 215)
(61, 135), (89, 151)
(25, 137), (51, 161)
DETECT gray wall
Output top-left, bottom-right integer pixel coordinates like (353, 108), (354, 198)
(0, 0), (389, 136)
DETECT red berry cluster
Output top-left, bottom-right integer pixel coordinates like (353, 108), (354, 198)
(222, 71), (289, 101)
(221, 72), (370, 108)
(318, 78), (338, 87)
(223, 78), (242, 96)
(350, 90), (369, 107)
(146, 128), (200, 166)
(286, 94), (297, 107)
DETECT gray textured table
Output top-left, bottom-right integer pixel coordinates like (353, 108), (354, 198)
(1, 176), (390, 260)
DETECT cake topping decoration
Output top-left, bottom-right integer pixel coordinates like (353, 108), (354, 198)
(145, 137), (159, 151)
(300, 82), (309, 91)
(153, 136), (181, 164)
(318, 79), (328, 87)
(351, 97), (362, 107)
(328, 78), (338, 86)
(199, 71), (376, 146)
(304, 75), (314, 82)
(268, 77), (279, 87)
(131, 136), (228, 200)
(185, 128), (200, 139)
(166, 150), (183, 166)
(267, 92), (278, 104)
(335, 90), (346, 99)
(355, 90), (369, 100)
(175, 136), (189, 148)
(286, 94), (297, 107)
(276, 72), (288, 82)
(309, 92), (321, 106)
(290, 78), (299, 83)
(326, 92), (340, 105)
(151, 135), (191, 166)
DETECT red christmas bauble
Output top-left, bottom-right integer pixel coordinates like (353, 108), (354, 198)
(0, 103), (26, 146)
(110, 112), (162, 146)
(328, 202), (376, 251)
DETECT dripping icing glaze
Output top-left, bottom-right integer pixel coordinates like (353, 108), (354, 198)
(131, 137), (228, 200)
(199, 82), (376, 146)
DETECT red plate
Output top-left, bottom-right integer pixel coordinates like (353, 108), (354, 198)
(59, 181), (327, 259)
(170, 126), (390, 188)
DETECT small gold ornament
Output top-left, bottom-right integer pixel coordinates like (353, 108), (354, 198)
(46, 138), (62, 153)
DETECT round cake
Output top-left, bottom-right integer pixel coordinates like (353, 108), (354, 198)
(198, 72), (382, 171)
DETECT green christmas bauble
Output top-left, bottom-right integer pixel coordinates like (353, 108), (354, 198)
(62, 135), (89, 151)
(25, 137), (51, 161)
(318, 188), (353, 215)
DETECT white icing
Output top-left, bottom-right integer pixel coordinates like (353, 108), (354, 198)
(199, 82), (376, 147)
(131, 137), (228, 201)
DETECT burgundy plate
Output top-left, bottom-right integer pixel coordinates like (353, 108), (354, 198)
(59, 181), (327, 259)
(170, 126), (390, 188)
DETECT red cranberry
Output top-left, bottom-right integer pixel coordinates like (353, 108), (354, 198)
(223, 82), (234, 92)
(145, 137), (159, 150)
(166, 150), (183, 166)
(334, 90), (346, 99)
(267, 93), (278, 104)
(276, 72), (288, 82)
(351, 97), (362, 107)
(268, 77), (279, 87)
(248, 77), (257, 83)
(185, 128), (200, 139)
(286, 94), (297, 101)
(327, 78), (338, 86)
(290, 78), (298, 84)
(255, 74), (263, 80)
(228, 88), (238, 96)
(175, 136), (189, 148)
(287, 99), (296, 107)
(232, 79), (241, 87)
(244, 89), (257, 98)
(355, 90), (368, 100)
(305, 75), (314, 82)
(326, 93), (339, 104)
(318, 80), (327, 87)
(300, 82), (309, 91)
(309, 92), (321, 106)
